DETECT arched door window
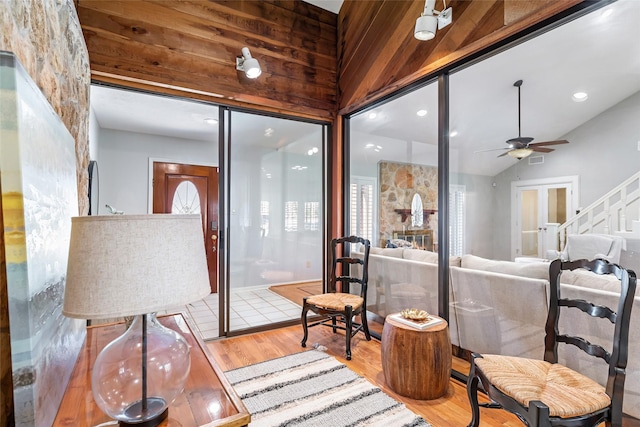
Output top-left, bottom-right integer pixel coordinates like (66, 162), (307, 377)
(171, 181), (201, 215)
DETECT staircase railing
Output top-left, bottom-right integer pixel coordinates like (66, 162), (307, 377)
(556, 171), (640, 250)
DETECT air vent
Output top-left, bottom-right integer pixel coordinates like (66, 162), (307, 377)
(528, 155), (544, 165)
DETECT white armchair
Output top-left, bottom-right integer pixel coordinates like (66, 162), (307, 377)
(547, 233), (625, 264)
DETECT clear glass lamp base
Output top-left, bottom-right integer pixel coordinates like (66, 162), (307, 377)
(92, 313), (191, 426)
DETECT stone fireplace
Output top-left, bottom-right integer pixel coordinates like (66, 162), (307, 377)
(379, 161), (438, 248)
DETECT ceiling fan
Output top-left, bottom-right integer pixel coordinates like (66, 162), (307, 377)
(481, 80), (569, 159)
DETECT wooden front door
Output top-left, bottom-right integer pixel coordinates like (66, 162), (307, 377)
(153, 162), (219, 293)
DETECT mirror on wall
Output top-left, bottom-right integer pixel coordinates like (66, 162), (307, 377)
(88, 160), (99, 215)
(411, 193), (424, 228)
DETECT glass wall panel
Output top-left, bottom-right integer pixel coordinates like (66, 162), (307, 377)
(349, 82), (439, 321)
(449, 0), (640, 364)
(227, 111), (324, 332)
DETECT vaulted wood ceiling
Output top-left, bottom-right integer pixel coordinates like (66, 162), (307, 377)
(77, 0), (582, 121)
(337, 0), (582, 114)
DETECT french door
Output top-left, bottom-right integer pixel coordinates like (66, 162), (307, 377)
(511, 176), (578, 259)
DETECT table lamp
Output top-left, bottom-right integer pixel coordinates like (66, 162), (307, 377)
(63, 214), (211, 426)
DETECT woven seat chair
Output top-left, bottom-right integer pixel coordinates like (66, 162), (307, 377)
(466, 258), (636, 427)
(301, 236), (371, 360)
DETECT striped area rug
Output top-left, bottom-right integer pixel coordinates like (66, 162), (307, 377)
(224, 349), (432, 427)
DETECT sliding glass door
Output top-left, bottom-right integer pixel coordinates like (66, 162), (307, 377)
(345, 0), (639, 389)
(223, 110), (326, 334)
(348, 81), (439, 321)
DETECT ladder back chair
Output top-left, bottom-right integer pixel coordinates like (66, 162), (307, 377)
(301, 236), (371, 360)
(467, 258), (636, 427)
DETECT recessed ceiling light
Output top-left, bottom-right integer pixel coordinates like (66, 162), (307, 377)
(416, 109), (428, 117)
(601, 8), (613, 18)
(204, 118), (218, 124)
(572, 92), (588, 102)
(367, 112), (377, 120)
(264, 127), (274, 136)
(365, 143), (375, 148)
(450, 130), (458, 137)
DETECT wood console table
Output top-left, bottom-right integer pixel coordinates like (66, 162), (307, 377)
(53, 313), (250, 427)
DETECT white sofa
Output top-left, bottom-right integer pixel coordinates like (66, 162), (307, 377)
(354, 247), (640, 419)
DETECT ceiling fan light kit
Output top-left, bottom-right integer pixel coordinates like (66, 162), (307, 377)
(507, 148), (534, 159)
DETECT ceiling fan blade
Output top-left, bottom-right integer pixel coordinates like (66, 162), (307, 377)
(531, 146), (554, 153)
(528, 139), (569, 147)
(474, 147), (510, 154)
(497, 151), (511, 157)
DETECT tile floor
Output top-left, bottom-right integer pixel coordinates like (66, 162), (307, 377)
(183, 286), (302, 341)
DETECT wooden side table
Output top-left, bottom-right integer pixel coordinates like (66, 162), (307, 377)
(381, 314), (451, 400)
(53, 313), (250, 427)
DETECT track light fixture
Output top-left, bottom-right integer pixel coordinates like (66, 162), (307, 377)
(236, 47), (262, 79)
(414, 0), (452, 41)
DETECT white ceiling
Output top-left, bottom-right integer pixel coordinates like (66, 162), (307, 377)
(91, 0), (640, 176)
(304, 0), (343, 14)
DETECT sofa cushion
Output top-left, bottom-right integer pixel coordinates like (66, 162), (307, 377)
(400, 249), (462, 266)
(559, 268), (624, 293)
(461, 254), (549, 280)
(403, 248), (438, 263)
(369, 247), (405, 258)
(387, 238), (413, 248)
(563, 234), (615, 261)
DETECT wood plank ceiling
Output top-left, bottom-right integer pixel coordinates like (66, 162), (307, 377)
(77, 0), (338, 120)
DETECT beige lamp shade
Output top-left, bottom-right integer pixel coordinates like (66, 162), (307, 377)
(63, 214), (211, 319)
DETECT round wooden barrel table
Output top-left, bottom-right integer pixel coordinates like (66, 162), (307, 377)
(381, 314), (451, 400)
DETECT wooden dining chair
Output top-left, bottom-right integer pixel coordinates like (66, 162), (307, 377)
(301, 235), (371, 360)
(466, 258), (636, 427)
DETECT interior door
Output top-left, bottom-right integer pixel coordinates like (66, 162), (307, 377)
(514, 181), (573, 259)
(153, 161), (219, 293)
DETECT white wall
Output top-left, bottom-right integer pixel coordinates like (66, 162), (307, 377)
(97, 128), (218, 215)
(89, 105), (100, 161)
(490, 91), (640, 260)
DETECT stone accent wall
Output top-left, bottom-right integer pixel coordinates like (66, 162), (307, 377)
(0, 1), (90, 425)
(379, 161), (438, 247)
(0, 0), (90, 214)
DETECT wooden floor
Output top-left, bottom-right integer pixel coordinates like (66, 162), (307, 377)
(207, 323), (640, 427)
(214, 282), (639, 426)
(208, 323), (518, 427)
(268, 281), (322, 306)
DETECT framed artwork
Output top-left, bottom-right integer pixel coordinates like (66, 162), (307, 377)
(0, 51), (85, 427)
